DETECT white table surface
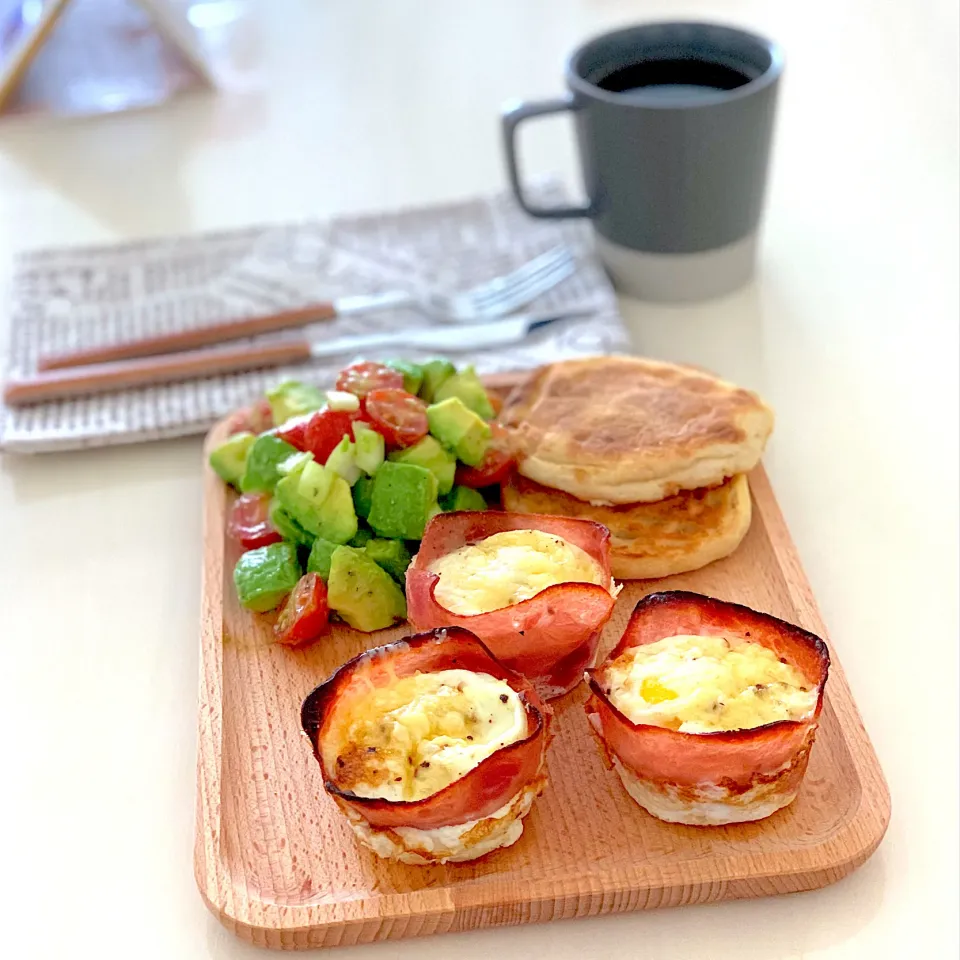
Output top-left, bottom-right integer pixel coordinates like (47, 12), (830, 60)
(1, 1), (957, 958)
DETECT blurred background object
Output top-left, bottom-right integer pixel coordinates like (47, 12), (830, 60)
(0, 0), (255, 118)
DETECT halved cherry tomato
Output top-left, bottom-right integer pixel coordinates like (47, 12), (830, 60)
(336, 362), (404, 400)
(276, 408), (357, 463)
(227, 493), (283, 549)
(224, 410), (252, 435)
(224, 397), (273, 436)
(248, 397), (274, 433)
(456, 423), (515, 487)
(274, 573), (330, 646)
(364, 388), (429, 448)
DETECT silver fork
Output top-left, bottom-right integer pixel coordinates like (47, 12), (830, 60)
(418, 245), (575, 322)
(36, 246), (576, 371)
(313, 245), (575, 323)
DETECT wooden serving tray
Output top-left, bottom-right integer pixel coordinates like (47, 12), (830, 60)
(195, 415), (890, 951)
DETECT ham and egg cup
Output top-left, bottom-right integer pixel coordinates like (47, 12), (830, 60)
(586, 591), (830, 826)
(300, 627), (549, 864)
(406, 512), (619, 698)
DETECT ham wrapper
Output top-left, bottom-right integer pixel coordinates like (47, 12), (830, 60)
(301, 627), (549, 831)
(585, 591), (830, 826)
(406, 512), (617, 698)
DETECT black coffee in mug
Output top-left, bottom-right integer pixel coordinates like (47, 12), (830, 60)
(596, 59), (752, 98)
(502, 22), (782, 302)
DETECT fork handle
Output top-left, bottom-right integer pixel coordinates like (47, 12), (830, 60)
(4, 339), (312, 407)
(36, 302), (338, 371)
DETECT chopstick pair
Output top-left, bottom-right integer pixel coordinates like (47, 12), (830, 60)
(4, 246), (582, 407)
(2, 308), (593, 407)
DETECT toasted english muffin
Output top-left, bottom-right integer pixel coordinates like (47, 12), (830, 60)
(501, 356), (773, 505)
(502, 472), (752, 580)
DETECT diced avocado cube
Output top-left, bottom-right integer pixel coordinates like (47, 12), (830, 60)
(298, 459), (335, 503)
(240, 435), (301, 494)
(418, 358), (457, 402)
(277, 450), (313, 479)
(364, 537), (413, 582)
(306, 537), (339, 580)
(367, 461), (439, 540)
(349, 525), (375, 548)
(327, 545), (406, 632)
(274, 460), (334, 533)
(325, 435), (362, 485)
(274, 462), (357, 543)
(233, 542), (301, 612)
(266, 380), (324, 426)
(353, 421), (385, 475)
(209, 432), (255, 487)
(388, 435), (456, 495)
(385, 359), (424, 394)
(268, 499), (314, 546)
(440, 485), (488, 513)
(426, 396), (492, 467)
(315, 475), (358, 544)
(433, 365), (495, 419)
(353, 476), (375, 519)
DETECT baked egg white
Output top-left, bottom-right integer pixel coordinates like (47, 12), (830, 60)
(427, 528), (610, 615)
(325, 669), (526, 802)
(602, 634), (816, 733)
(342, 784), (539, 864)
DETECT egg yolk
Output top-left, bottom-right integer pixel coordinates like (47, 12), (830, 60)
(602, 634), (817, 733)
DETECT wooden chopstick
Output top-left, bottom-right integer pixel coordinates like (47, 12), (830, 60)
(4, 337), (537, 408)
(36, 302), (338, 371)
(5, 339), (313, 407)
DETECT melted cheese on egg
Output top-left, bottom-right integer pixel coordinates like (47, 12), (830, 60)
(427, 529), (606, 615)
(330, 669), (526, 802)
(603, 634), (817, 733)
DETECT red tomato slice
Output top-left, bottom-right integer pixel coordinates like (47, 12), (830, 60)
(227, 493), (283, 549)
(271, 411), (312, 449)
(456, 423), (515, 487)
(364, 388), (429, 448)
(336, 362), (404, 400)
(276, 408), (357, 463)
(274, 573), (331, 646)
(304, 410), (358, 462)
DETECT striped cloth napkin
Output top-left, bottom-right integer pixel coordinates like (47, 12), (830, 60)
(0, 183), (627, 453)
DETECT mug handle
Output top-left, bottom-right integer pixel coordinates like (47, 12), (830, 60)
(501, 95), (592, 219)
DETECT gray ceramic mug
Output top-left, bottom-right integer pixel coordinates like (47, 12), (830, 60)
(502, 22), (783, 302)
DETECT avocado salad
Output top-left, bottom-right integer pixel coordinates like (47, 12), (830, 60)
(209, 359), (515, 645)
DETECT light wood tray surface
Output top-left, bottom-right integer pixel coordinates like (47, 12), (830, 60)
(195, 408), (890, 950)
